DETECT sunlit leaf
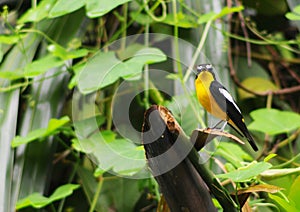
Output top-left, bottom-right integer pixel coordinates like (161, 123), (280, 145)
(86, 0), (132, 18)
(269, 193), (299, 212)
(49, 0), (85, 18)
(16, 193), (49, 209)
(49, 184), (80, 202)
(216, 6), (244, 18)
(197, 12), (216, 24)
(264, 153), (277, 162)
(47, 44), (68, 59)
(0, 70), (25, 80)
(260, 167), (300, 180)
(238, 77), (278, 99)
(163, 13), (198, 28)
(197, 6), (243, 24)
(11, 116), (70, 147)
(47, 44), (88, 60)
(216, 161), (272, 182)
(0, 35), (25, 44)
(248, 108), (300, 135)
(16, 184), (80, 209)
(285, 5), (300, 20)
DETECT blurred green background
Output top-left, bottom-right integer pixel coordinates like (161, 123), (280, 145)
(1, 0), (300, 211)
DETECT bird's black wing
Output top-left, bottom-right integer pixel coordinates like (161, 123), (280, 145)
(209, 81), (258, 151)
(209, 81), (243, 124)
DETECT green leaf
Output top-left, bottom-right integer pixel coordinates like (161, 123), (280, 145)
(197, 12), (216, 24)
(269, 193), (299, 212)
(214, 142), (253, 168)
(18, 0), (56, 23)
(77, 51), (122, 93)
(68, 62), (86, 89)
(288, 175), (300, 210)
(239, 77), (278, 99)
(47, 44), (89, 60)
(163, 12), (198, 28)
(197, 6), (244, 24)
(0, 49), (2, 64)
(294, 4), (300, 14)
(16, 184), (80, 209)
(260, 167), (300, 180)
(86, 0), (132, 18)
(0, 34), (25, 44)
(11, 116), (70, 147)
(78, 47), (166, 94)
(45, 116), (69, 134)
(48, 184), (80, 202)
(236, 57), (270, 80)
(248, 108), (300, 135)
(73, 115), (106, 138)
(0, 70), (25, 80)
(131, 47), (167, 64)
(264, 153), (277, 162)
(16, 193), (49, 209)
(130, 11), (154, 25)
(216, 161), (272, 182)
(24, 55), (65, 78)
(285, 5), (300, 20)
(0, 55), (65, 80)
(215, 6), (244, 18)
(77, 132), (146, 176)
(47, 44), (68, 58)
(286, 12), (300, 20)
(49, 0), (85, 18)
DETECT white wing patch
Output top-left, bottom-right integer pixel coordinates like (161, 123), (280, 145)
(219, 88), (241, 113)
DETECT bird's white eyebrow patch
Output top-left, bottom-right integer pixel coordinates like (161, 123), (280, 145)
(219, 88), (241, 113)
(206, 64), (212, 69)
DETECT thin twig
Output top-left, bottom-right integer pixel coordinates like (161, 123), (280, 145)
(227, 29), (300, 95)
(231, 48), (300, 64)
(235, 0), (251, 66)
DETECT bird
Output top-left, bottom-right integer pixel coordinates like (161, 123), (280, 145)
(194, 64), (258, 151)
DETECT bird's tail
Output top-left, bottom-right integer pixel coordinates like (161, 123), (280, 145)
(244, 131), (258, 152)
(228, 121), (258, 152)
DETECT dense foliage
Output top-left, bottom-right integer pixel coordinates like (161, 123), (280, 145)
(1, 0), (300, 211)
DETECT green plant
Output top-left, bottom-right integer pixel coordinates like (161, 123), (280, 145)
(0, 0), (300, 211)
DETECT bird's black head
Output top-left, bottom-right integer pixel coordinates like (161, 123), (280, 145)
(195, 64), (215, 79)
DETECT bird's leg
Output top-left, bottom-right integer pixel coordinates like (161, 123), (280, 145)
(219, 121), (227, 131)
(211, 120), (224, 129)
(209, 120), (227, 132)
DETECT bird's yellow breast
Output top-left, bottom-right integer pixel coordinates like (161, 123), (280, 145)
(195, 71), (227, 120)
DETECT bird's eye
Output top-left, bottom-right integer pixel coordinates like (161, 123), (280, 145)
(197, 65), (204, 72)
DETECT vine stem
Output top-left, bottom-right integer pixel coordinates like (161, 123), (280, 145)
(183, 20), (212, 83)
(89, 175), (104, 212)
(143, 23), (150, 109)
